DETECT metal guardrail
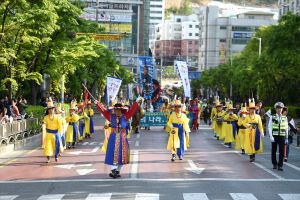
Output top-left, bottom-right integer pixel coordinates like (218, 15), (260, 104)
(0, 118), (40, 145)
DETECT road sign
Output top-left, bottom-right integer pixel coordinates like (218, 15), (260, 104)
(140, 112), (167, 127)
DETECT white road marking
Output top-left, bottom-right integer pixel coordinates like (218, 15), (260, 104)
(82, 142), (89, 146)
(252, 162), (284, 180)
(37, 194), (64, 200)
(230, 193), (258, 200)
(183, 193), (209, 200)
(279, 194), (300, 200)
(135, 141), (140, 147)
(135, 193), (159, 200)
(76, 169), (96, 176)
(67, 147), (100, 155)
(185, 160), (205, 175)
(137, 134), (141, 139)
(55, 164), (92, 170)
(130, 150), (139, 179)
(284, 162), (300, 172)
(86, 193), (112, 200)
(0, 196), (18, 200)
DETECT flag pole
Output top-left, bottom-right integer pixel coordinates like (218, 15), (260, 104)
(82, 83), (97, 101)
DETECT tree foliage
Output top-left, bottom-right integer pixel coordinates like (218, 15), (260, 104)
(0, 0), (133, 104)
(198, 14), (300, 105)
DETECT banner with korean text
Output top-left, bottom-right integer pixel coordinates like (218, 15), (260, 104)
(106, 77), (122, 104)
(175, 61), (191, 98)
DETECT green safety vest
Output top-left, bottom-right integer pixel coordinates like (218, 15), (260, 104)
(272, 115), (288, 136)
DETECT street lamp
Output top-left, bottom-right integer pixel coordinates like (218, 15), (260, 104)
(253, 37), (262, 57)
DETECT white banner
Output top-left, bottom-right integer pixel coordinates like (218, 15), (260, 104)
(128, 83), (134, 100)
(107, 77), (122, 104)
(175, 61), (191, 98)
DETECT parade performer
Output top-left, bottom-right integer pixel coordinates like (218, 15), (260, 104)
(42, 100), (62, 163)
(211, 97), (218, 137)
(77, 102), (85, 141)
(165, 102), (174, 133)
(95, 97), (141, 178)
(84, 100), (95, 138)
(220, 100), (230, 141)
(131, 98), (144, 134)
(55, 103), (66, 153)
(65, 102), (80, 149)
(213, 102), (224, 140)
(236, 105), (248, 154)
(223, 104), (238, 148)
(243, 99), (264, 162)
(189, 99), (200, 131)
(167, 100), (190, 161)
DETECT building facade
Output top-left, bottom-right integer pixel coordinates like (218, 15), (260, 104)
(154, 14), (200, 68)
(197, 4), (277, 71)
(279, 0), (300, 17)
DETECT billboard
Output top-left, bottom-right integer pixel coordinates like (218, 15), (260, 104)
(138, 56), (155, 100)
(99, 24), (132, 33)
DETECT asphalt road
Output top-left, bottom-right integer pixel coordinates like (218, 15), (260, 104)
(0, 115), (299, 200)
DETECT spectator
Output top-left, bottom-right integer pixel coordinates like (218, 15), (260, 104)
(3, 96), (11, 117)
(11, 99), (21, 120)
(256, 101), (266, 126)
(17, 96), (27, 116)
(0, 108), (10, 124)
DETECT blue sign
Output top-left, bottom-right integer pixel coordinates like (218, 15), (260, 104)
(233, 32), (253, 38)
(139, 56), (156, 100)
(188, 71), (201, 80)
(140, 112), (167, 127)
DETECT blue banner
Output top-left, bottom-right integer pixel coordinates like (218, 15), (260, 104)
(140, 112), (167, 127)
(138, 56), (156, 100)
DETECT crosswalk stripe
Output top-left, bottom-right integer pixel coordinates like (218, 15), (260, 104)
(135, 193), (159, 200)
(86, 193), (112, 200)
(0, 196), (18, 200)
(37, 194), (65, 200)
(279, 194), (300, 200)
(183, 193), (209, 200)
(230, 193), (258, 200)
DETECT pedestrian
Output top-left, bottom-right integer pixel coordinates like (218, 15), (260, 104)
(243, 99), (264, 162)
(269, 102), (289, 171)
(94, 97), (141, 178)
(203, 104), (212, 125)
(11, 99), (21, 120)
(282, 107), (298, 162)
(84, 100), (95, 138)
(43, 100), (62, 163)
(0, 108), (10, 124)
(256, 101), (266, 132)
(189, 99), (200, 131)
(131, 97), (144, 134)
(167, 100), (190, 162)
(65, 102), (80, 149)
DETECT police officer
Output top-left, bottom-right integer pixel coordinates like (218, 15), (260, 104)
(268, 102), (288, 171)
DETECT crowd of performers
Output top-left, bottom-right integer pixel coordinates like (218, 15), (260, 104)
(42, 99), (95, 163)
(42, 93), (299, 178)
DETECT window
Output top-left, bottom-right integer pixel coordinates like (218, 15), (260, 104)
(189, 33), (192, 36)
(176, 18), (181, 22)
(232, 26), (252, 31)
(195, 33), (199, 36)
(189, 41), (193, 45)
(151, 17), (162, 20)
(248, 15), (255, 19)
(151, 11), (162, 14)
(194, 41), (198, 45)
(195, 25), (199, 28)
(220, 26), (227, 30)
(189, 25), (193, 28)
(188, 49), (193, 53)
(220, 39), (226, 43)
(150, 5), (162, 8)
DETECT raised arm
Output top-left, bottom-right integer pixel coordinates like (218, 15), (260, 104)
(125, 102), (139, 121)
(95, 101), (111, 121)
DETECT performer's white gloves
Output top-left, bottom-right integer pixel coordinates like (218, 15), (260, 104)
(269, 135), (274, 142)
(136, 96), (142, 103)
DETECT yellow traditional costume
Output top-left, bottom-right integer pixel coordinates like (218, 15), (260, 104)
(235, 105), (248, 153)
(55, 103), (66, 153)
(213, 102), (224, 140)
(223, 104), (238, 147)
(243, 99), (264, 161)
(65, 102), (80, 148)
(167, 100), (190, 161)
(84, 101), (95, 138)
(43, 100), (62, 162)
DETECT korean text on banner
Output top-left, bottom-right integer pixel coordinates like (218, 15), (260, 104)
(175, 61), (191, 98)
(107, 77), (122, 104)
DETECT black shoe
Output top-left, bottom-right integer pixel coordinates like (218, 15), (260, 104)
(47, 156), (51, 163)
(241, 149), (245, 154)
(55, 157), (58, 162)
(217, 136), (219, 140)
(109, 169), (117, 178)
(214, 135), (217, 138)
(228, 143), (232, 148)
(273, 165), (277, 169)
(67, 146), (71, 149)
(278, 167), (283, 171)
(88, 134), (91, 138)
(171, 154), (176, 162)
(115, 171), (121, 178)
(284, 158), (288, 162)
(249, 158), (255, 162)
(179, 156), (183, 160)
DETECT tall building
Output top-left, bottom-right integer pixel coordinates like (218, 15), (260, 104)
(149, 0), (165, 50)
(154, 14), (200, 68)
(279, 0), (300, 17)
(80, 0), (149, 75)
(197, 2), (278, 71)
